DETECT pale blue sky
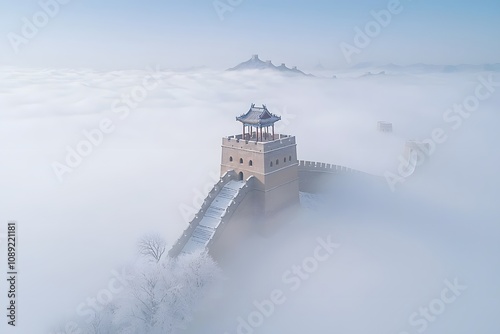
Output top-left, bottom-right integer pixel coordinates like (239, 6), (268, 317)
(0, 0), (498, 69)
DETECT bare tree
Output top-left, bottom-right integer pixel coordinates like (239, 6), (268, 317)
(53, 250), (222, 334)
(138, 233), (167, 262)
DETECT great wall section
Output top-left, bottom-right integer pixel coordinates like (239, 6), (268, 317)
(169, 160), (365, 258)
(167, 104), (399, 259)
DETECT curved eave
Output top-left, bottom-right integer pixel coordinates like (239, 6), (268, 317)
(236, 116), (281, 127)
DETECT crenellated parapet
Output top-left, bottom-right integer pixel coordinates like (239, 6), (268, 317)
(223, 134), (295, 153)
(298, 160), (362, 174)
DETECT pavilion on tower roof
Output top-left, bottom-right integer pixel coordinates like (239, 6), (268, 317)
(236, 104), (282, 142)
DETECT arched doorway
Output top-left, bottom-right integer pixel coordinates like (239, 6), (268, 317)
(238, 172), (244, 181)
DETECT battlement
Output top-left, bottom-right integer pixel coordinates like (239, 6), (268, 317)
(298, 160), (361, 174)
(222, 134), (296, 153)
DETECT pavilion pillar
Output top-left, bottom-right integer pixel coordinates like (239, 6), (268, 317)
(272, 124), (275, 139)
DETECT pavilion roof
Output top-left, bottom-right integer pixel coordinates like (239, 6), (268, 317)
(236, 104), (281, 127)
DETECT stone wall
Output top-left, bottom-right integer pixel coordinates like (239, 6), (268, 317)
(169, 159), (368, 258)
(206, 176), (256, 256)
(298, 160), (362, 174)
(297, 160), (365, 193)
(168, 170), (238, 257)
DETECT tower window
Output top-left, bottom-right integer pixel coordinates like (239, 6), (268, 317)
(284, 157), (286, 163)
(239, 158), (243, 164)
(270, 161), (273, 167)
(249, 160), (253, 166)
(289, 155), (292, 161)
(229, 156), (233, 162)
(276, 159), (279, 166)
(239, 172), (244, 181)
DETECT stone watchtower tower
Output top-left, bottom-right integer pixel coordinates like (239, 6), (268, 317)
(220, 104), (299, 217)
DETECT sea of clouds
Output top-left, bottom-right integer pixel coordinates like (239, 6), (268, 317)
(0, 67), (499, 333)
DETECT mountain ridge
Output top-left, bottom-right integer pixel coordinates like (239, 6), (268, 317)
(227, 55), (314, 77)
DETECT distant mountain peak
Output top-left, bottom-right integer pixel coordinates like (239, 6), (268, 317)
(361, 71), (386, 77)
(228, 55), (313, 77)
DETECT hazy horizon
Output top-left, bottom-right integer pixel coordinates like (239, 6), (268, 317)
(1, 0), (499, 70)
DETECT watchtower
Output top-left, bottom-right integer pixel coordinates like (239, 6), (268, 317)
(220, 104), (300, 217)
